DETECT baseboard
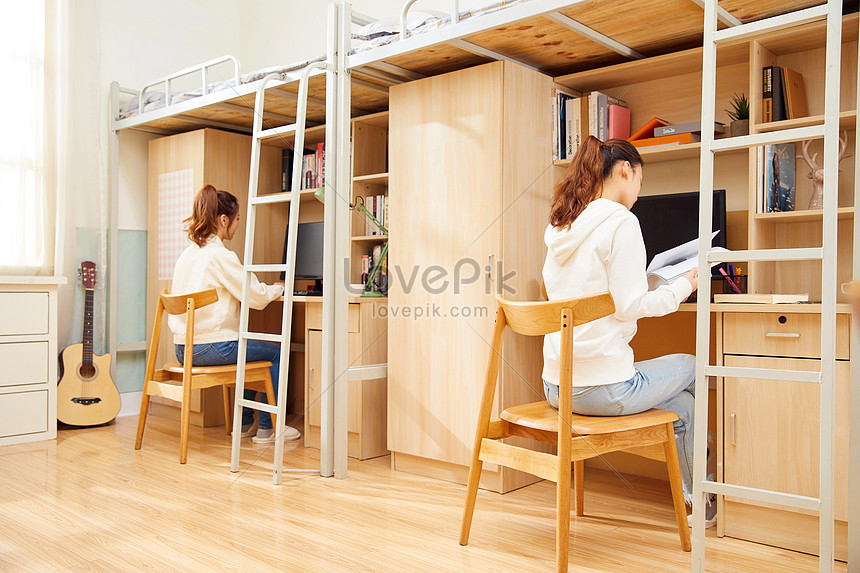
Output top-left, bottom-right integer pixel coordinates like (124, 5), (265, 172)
(117, 391), (142, 418)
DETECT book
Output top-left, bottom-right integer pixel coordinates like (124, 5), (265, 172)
(762, 66), (774, 122)
(597, 93), (608, 140)
(783, 67), (808, 119)
(773, 66), (788, 122)
(654, 121), (724, 137)
(316, 142), (325, 189)
(629, 117), (669, 141)
(631, 132), (700, 148)
(764, 143), (796, 212)
(713, 293), (809, 304)
(552, 88), (578, 159)
(564, 97), (578, 158)
(281, 148), (293, 192)
(608, 104), (631, 140)
(646, 232), (726, 290)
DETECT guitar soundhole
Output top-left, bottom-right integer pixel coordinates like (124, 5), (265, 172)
(79, 363), (96, 379)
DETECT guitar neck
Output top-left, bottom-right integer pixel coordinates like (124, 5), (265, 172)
(83, 287), (94, 366)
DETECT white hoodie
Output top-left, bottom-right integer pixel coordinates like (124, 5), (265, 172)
(542, 198), (693, 387)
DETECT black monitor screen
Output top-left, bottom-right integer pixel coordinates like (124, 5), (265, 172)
(630, 190), (727, 275)
(280, 221), (324, 280)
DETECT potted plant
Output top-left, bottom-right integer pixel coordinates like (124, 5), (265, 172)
(727, 92), (750, 136)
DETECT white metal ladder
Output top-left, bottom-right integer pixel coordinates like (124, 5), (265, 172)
(229, 61), (327, 484)
(693, 2), (842, 571)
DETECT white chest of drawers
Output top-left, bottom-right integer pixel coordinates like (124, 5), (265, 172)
(0, 277), (65, 446)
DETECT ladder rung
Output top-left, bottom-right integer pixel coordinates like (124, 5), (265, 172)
(702, 480), (820, 512)
(708, 248), (823, 262)
(246, 264), (289, 273)
(250, 193), (297, 205)
(713, 4), (828, 45)
(704, 365), (821, 384)
(347, 363), (388, 382)
(256, 122), (297, 141)
(710, 125), (825, 153)
(235, 398), (278, 414)
(241, 331), (285, 343)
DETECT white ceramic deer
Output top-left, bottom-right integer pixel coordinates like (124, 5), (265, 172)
(797, 131), (851, 210)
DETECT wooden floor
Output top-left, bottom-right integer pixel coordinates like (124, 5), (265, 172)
(0, 406), (845, 573)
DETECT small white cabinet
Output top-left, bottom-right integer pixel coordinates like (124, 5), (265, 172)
(0, 278), (64, 446)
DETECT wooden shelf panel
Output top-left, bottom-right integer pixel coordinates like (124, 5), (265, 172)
(353, 173), (389, 184)
(755, 111), (856, 134)
(352, 110), (389, 128)
(352, 235), (388, 241)
(258, 188), (322, 202)
(754, 207), (854, 222)
(553, 142), (748, 166)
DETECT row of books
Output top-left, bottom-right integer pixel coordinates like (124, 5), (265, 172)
(361, 243), (387, 293)
(364, 194), (389, 236)
(553, 89), (631, 160)
(281, 143), (326, 191)
(762, 66), (807, 123)
(758, 142), (796, 213)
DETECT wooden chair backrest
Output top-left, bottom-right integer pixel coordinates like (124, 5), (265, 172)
(496, 293), (615, 337)
(146, 289), (219, 375)
(160, 288), (219, 315)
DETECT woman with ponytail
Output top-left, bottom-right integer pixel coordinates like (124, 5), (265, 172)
(169, 184), (298, 444)
(543, 136), (714, 527)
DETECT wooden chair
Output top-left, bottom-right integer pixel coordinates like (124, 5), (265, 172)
(135, 289), (276, 464)
(459, 293), (691, 572)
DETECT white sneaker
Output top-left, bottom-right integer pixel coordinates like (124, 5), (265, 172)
(687, 493), (717, 529)
(251, 426), (301, 444)
(231, 419), (257, 438)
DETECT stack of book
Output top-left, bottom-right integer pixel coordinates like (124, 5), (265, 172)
(364, 194), (388, 236)
(628, 118), (724, 148)
(758, 143), (796, 213)
(553, 89), (630, 160)
(762, 66), (807, 122)
(361, 243), (388, 293)
(281, 142), (326, 191)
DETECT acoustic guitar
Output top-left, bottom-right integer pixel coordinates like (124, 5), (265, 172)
(57, 261), (121, 426)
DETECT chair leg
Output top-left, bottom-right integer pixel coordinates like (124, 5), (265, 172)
(264, 373), (276, 432)
(573, 459), (584, 517)
(557, 453), (572, 573)
(663, 422), (692, 551)
(459, 449), (484, 546)
(134, 390), (151, 450)
(179, 380), (193, 464)
(222, 386), (232, 434)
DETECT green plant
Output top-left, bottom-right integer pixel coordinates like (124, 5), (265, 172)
(726, 92), (750, 121)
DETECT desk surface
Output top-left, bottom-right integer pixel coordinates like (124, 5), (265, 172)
(278, 295), (387, 303)
(679, 302), (852, 314)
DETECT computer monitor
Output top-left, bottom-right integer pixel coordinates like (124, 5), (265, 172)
(280, 221), (324, 286)
(630, 189), (727, 277)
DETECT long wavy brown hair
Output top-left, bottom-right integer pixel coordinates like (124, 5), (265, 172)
(550, 136), (643, 228)
(185, 184), (240, 247)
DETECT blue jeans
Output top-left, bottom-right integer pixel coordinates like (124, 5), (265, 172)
(175, 340), (281, 430)
(544, 353), (698, 499)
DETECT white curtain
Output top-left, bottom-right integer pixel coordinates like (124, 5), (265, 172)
(0, 1), (53, 275)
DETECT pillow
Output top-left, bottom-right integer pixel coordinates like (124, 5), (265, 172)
(353, 10), (447, 40)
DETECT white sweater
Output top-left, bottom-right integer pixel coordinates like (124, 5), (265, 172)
(168, 235), (285, 345)
(542, 198), (693, 387)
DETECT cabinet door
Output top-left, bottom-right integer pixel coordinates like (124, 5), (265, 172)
(306, 329), (361, 432)
(389, 63), (503, 467)
(724, 355), (849, 520)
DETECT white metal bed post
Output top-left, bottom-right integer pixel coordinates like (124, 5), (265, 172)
(107, 82), (120, 382)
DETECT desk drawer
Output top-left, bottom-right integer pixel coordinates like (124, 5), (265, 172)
(0, 342), (48, 387)
(0, 292), (49, 336)
(723, 312), (850, 359)
(306, 303), (360, 332)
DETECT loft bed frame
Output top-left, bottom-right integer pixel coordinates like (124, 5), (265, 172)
(108, 2), (856, 570)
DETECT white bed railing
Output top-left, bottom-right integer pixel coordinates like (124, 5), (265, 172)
(138, 54), (241, 112)
(400, 0), (460, 39)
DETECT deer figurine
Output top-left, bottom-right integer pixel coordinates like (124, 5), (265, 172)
(797, 131), (851, 210)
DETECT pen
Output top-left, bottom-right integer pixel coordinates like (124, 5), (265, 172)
(719, 267), (743, 294)
(728, 264), (734, 276)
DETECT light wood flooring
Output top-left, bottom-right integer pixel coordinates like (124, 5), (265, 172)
(0, 405), (845, 572)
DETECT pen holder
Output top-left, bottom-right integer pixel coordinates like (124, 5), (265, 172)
(719, 274), (747, 294)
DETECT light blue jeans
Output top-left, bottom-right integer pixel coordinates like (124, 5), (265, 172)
(175, 340), (281, 430)
(544, 353), (698, 499)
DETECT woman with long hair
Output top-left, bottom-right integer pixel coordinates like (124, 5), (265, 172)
(543, 136), (713, 527)
(169, 184), (298, 444)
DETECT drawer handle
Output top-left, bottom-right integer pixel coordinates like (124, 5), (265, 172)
(765, 332), (800, 338)
(309, 367), (315, 389)
(730, 413), (736, 446)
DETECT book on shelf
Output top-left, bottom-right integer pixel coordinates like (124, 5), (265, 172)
(783, 67), (808, 119)
(281, 148), (293, 191)
(316, 142), (325, 189)
(764, 143), (795, 212)
(764, 65), (789, 122)
(631, 132), (700, 149)
(629, 117), (669, 141)
(552, 87), (578, 160)
(646, 231), (726, 290)
(762, 66), (774, 122)
(608, 104), (631, 140)
(713, 293), (809, 304)
(654, 121), (724, 137)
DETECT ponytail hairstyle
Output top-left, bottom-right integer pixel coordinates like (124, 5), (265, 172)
(185, 184), (240, 247)
(549, 136), (643, 228)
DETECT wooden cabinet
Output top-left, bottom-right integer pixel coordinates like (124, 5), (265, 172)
(303, 300), (388, 459)
(0, 279), (63, 446)
(388, 60), (552, 493)
(721, 313), (850, 560)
